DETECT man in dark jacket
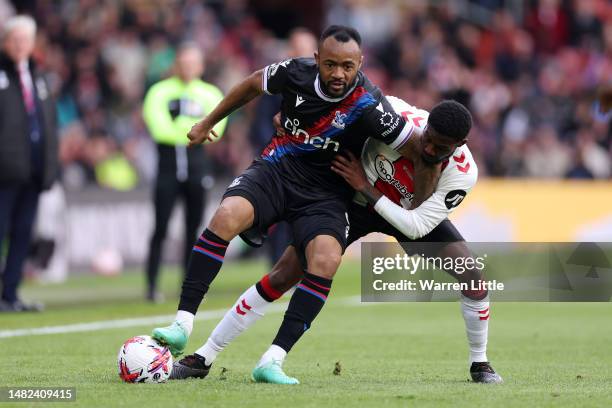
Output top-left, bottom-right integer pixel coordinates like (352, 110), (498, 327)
(0, 15), (58, 312)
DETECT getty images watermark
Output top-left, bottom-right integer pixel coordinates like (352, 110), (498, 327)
(371, 252), (503, 293)
(361, 242), (612, 302)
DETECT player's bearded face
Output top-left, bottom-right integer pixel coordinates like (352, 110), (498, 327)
(316, 37), (363, 97)
(323, 76), (352, 96)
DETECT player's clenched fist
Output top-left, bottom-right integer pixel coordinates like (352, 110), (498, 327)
(187, 119), (219, 147)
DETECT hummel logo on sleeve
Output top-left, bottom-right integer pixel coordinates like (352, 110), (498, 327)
(444, 190), (467, 209)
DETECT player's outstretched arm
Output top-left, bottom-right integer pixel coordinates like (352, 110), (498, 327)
(331, 150), (472, 240)
(373, 165), (476, 240)
(187, 69), (265, 146)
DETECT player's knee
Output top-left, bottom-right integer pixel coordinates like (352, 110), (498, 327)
(207, 207), (236, 238)
(308, 252), (341, 279)
(208, 197), (254, 239)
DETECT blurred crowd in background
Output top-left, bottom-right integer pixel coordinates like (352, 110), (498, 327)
(2, 0), (611, 187)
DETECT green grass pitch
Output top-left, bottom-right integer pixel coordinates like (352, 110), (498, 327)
(1, 259), (611, 407)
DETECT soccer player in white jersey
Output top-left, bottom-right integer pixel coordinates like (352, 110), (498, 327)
(170, 97), (503, 385)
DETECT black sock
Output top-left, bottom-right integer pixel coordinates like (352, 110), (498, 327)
(272, 272), (332, 352)
(178, 229), (229, 314)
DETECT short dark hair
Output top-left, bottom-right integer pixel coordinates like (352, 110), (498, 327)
(428, 100), (472, 141)
(320, 25), (361, 47)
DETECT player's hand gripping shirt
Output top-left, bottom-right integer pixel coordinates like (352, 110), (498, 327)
(357, 96), (478, 239)
(260, 58), (413, 198)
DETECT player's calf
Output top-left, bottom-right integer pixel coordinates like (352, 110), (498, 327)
(172, 246), (305, 375)
(168, 276), (286, 379)
(152, 197), (254, 355)
(256, 236), (340, 370)
(194, 278), (283, 365)
(460, 294), (490, 364)
(257, 270), (333, 379)
(460, 293), (502, 384)
(268, 245), (305, 292)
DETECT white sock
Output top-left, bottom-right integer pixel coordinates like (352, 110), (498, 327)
(175, 310), (194, 336)
(257, 344), (287, 367)
(195, 285), (271, 364)
(460, 294), (490, 363)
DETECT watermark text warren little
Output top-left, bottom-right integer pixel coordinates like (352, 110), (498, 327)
(369, 253), (504, 293)
(362, 242), (612, 302)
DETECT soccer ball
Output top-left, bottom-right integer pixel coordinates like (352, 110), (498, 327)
(117, 335), (172, 383)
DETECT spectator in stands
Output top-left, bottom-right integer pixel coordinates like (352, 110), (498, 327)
(15, 0), (609, 182)
(0, 15), (58, 312)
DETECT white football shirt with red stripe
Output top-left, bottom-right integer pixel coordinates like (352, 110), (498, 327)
(355, 96), (478, 239)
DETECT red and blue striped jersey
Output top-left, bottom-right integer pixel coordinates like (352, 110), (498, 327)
(260, 57), (413, 199)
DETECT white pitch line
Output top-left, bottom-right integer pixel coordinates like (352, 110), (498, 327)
(0, 296), (363, 339)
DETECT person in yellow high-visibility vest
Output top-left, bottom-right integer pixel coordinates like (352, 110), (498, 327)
(142, 42), (227, 302)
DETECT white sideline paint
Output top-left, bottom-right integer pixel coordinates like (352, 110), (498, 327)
(0, 296), (363, 339)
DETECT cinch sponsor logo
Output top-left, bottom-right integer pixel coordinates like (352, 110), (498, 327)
(284, 116), (340, 152)
(375, 154), (413, 200)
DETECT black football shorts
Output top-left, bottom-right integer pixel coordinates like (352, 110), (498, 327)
(346, 201), (464, 256)
(224, 160), (350, 254)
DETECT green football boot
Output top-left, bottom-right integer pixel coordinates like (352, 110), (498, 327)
(252, 360), (299, 385)
(151, 321), (188, 357)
